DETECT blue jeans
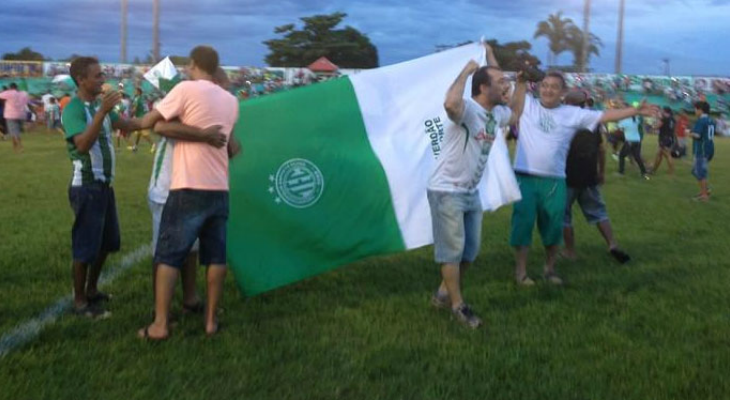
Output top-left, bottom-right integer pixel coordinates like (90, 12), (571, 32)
(427, 190), (483, 264)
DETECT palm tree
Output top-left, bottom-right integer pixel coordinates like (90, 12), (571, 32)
(533, 11), (576, 66)
(567, 26), (603, 71)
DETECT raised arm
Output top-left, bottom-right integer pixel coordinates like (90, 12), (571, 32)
(73, 91), (121, 153)
(485, 42), (499, 68)
(508, 76), (527, 125)
(444, 60), (479, 122)
(154, 120), (227, 148)
(600, 100), (658, 123)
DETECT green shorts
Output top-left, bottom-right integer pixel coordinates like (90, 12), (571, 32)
(510, 173), (566, 247)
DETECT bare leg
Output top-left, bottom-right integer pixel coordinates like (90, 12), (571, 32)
(205, 264), (227, 335)
(438, 261), (469, 297)
(562, 226), (577, 259)
(665, 149), (675, 174)
(139, 263), (178, 339)
(86, 251), (108, 298)
(73, 261), (89, 308)
(544, 245), (559, 276)
(514, 246), (532, 284)
(181, 252), (201, 306)
(438, 263), (463, 309)
(596, 220), (618, 250)
(652, 149), (663, 172)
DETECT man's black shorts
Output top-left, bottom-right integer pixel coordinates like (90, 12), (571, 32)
(69, 183), (121, 263)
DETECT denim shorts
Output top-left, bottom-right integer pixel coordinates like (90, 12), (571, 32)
(7, 119), (22, 138)
(564, 186), (609, 227)
(427, 190), (483, 264)
(68, 183), (121, 263)
(692, 157), (709, 180)
(154, 189), (229, 268)
(148, 199), (198, 257)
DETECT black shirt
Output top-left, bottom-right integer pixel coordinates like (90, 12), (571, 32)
(566, 128), (602, 189)
(658, 116), (676, 148)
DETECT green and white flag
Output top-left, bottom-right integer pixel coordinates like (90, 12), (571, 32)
(229, 43), (520, 296)
(143, 57), (180, 90)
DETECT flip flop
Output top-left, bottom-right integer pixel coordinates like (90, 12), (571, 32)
(182, 301), (205, 314)
(206, 322), (223, 338)
(138, 326), (169, 342)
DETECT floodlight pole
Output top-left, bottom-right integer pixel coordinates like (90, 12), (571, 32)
(153, 0), (160, 62)
(615, 0), (625, 74)
(121, 0), (128, 63)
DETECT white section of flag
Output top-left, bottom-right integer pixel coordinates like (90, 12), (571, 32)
(349, 43), (521, 249)
(143, 57), (179, 89)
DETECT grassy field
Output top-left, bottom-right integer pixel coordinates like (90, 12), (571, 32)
(0, 128), (729, 400)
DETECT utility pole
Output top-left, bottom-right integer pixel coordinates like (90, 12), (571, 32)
(153, 0), (160, 62)
(582, 0), (591, 72)
(663, 58), (671, 76)
(615, 0), (625, 74)
(120, 0), (128, 63)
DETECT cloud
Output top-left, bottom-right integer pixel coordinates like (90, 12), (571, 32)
(0, 0), (727, 75)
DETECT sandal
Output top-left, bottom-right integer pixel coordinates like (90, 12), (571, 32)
(182, 301), (205, 314)
(138, 326), (169, 341)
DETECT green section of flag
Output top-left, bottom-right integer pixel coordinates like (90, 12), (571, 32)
(228, 78), (405, 296)
(159, 76), (181, 93)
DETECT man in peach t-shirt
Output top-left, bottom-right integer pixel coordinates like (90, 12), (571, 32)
(136, 45), (238, 340)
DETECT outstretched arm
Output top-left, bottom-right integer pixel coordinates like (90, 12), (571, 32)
(600, 100), (659, 123)
(444, 60), (479, 122)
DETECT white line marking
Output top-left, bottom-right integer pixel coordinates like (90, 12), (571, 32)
(0, 245), (151, 358)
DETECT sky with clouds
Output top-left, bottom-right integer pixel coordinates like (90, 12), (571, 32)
(1, 0), (728, 76)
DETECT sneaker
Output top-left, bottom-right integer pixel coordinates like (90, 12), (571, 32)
(452, 304), (482, 329)
(642, 174), (651, 181)
(430, 291), (450, 310)
(611, 154), (619, 161)
(87, 291), (112, 305)
(72, 304), (111, 319)
(543, 272), (564, 285)
(516, 274), (535, 287)
(609, 248), (631, 264)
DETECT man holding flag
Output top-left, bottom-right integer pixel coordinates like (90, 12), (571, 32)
(428, 44), (526, 328)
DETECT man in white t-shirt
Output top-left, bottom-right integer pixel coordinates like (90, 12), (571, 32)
(427, 44), (527, 329)
(41, 91), (55, 131)
(509, 72), (658, 286)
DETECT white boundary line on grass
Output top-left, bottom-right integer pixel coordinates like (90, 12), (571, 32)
(0, 244), (151, 358)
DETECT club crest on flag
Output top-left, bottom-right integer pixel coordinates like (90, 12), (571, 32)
(268, 158), (325, 208)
